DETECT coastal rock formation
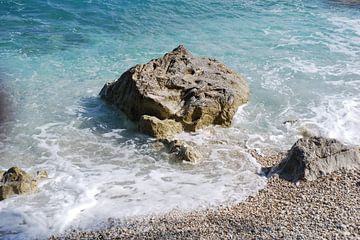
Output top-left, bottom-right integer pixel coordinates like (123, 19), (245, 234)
(100, 45), (249, 136)
(138, 115), (183, 139)
(273, 136), (360, 181)
(162, 139), (202, 163)
(0, 167), (48, 200)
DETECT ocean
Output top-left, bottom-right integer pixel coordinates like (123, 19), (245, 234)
(0, 0), (359, 239)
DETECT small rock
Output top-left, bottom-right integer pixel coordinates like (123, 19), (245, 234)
(162, 139), (202, 163)
(138, 115), (183, 139)
(0, 167), (38, 200)
(36, 170), (48, 179)
(271, 136), (360, 181)
(283, 119), (298, 125)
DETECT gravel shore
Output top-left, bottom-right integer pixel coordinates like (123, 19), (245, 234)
(51, 151), (360, 239)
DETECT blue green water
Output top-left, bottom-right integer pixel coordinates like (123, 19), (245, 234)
(1, 0), (359, 239)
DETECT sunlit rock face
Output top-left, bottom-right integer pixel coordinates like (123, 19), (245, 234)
(100, 45), (249, 135)
(272, 136), (360, 181)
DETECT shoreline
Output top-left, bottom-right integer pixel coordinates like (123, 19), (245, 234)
(51, 152), (360, 239)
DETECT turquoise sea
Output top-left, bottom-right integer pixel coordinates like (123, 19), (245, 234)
(1, 0), (360, 239)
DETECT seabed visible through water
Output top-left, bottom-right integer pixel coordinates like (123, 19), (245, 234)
(0, 0), (359, 239)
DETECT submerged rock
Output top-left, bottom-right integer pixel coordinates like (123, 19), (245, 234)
(273, 136), (360, 181)
(36, 170), (49, 179)
(0, 167), (48, 200)
(100, 45), (249, 136)
(138, 115), (183, 139)
(162, 139), (202, 163)
(282, 119), (298, 125)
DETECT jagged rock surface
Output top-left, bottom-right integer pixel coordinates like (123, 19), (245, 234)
(273, 136), (360, 181)
(162, 139), (202, 163)
(100, 45), (249, 134)
(0, 167), (48, 200)
(36, 170), (49, 179)
(0, 167), (38, 200)
(138, 115), (183, 139)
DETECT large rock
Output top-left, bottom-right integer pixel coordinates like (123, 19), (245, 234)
(273, 136), (360, 181)
(100, 45), (249, 134)
(0, 167), (47, 200)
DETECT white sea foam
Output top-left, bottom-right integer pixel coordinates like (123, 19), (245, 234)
(1, 1), (360, 239)
(300, 96), (360, 145)
(0, 118), (266, 239)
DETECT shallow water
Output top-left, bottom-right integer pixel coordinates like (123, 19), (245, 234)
(0, 0), (359, 239)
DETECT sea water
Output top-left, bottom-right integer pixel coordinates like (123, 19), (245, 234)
(0, 0), (359, 239)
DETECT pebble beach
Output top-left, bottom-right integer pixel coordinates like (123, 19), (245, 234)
(51, 152), (360, 239)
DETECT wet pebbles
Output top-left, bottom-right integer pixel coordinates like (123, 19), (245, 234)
(51, 152), (360, 239)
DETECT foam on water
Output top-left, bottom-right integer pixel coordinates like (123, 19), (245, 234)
(1, 0), (360, 239)
(301, 96), (360, 144)
(0, 110), (266, 239)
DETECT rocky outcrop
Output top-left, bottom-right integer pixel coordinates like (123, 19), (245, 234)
(0, 167), (48, 200)
(100, 45), (249, 135)
(162, 139), (202, 163)
(138, 115), (183, 139)
(272, 136), (360, 181)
